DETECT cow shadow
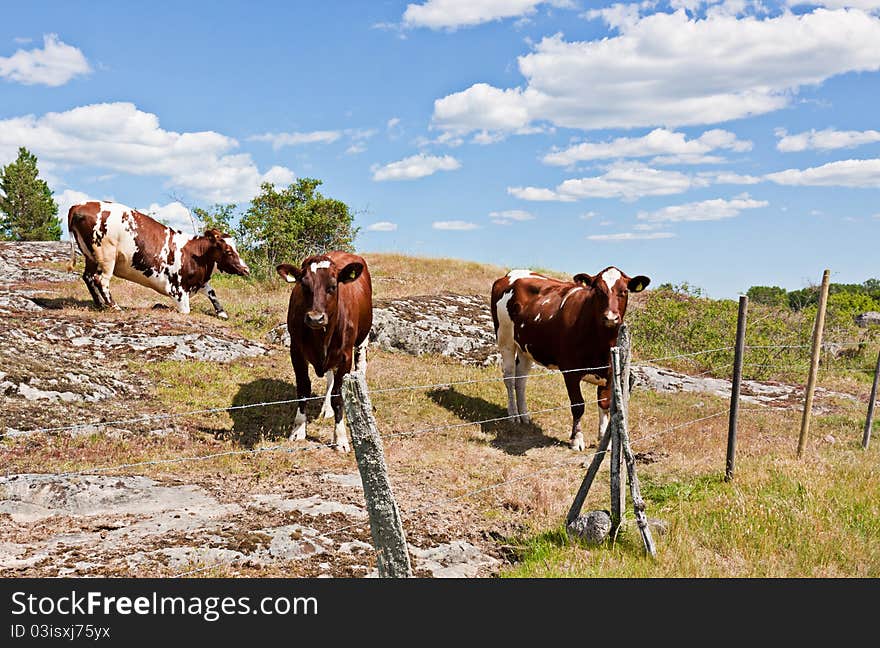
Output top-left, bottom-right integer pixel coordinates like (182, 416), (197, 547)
(426, 388), (565, 456)
(29, 295), (95, 310)
(225, 378), (301, 448)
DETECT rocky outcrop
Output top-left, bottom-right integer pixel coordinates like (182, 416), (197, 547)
(856, 311), (880, 327)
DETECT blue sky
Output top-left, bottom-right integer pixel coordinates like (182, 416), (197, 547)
(1, 0), (879, 299)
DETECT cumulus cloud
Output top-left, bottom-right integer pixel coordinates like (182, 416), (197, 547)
(587, 232), (676, 241)
(402, 0), (572, 30)
(490, 209), (534, 225)
(698, 171), (763, 184)
(144, 201), (197, 233)
(637, 196), (768, 222)
(543, 128), (751, 166)
(0, 102), (294, 203)
(510, 162), (707, 202)
(54, 189), (97, 238)
(248, 130), (341, 150)
(0, 34), (90, 86)
(372, 153), (461, 181)
(432, 220), (480, 230)
(775, 127), (880, 152)
(765, 158), (880, 186)
(366, 221), (398, 232)
(432, 8), (880, 137)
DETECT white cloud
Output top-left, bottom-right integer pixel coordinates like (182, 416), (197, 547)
(786, 1), (880, 10)
(637, 196), (768, 222)
(765, 158), (880, 187)
(490, 209), (534, 225)
(387, 117), (401, 130)
(372, 153), (461, 181)
(698, 170), (762, 184)
(543, 128), (751, 166)
(54, 189), (96, 239)
(432, 9), (880, 137)
(366, 221), (398, 232)
(0, 34), (90, 86)
(144, 201), (197, 233)
(511, 162), (708, 202)
(775, 127), (880, 152)
(587, 232), (676, 240)
(432, 220), (480, 230)
(346, 143), (367, 155)
(402, 0), (572, 30)
(0, 102), (294, 203)
(261, 165), (296, 186)
(248, 130), (341, 150)
(580, 210), (598, 220)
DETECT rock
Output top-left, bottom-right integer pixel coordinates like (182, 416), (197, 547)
(823, 434), (836, 445)
(855, 312), (880, 327)
(647, 517), (670, 536)
(265, 323), (290, 347)
(408, 540), (500, 578)
(567, 510), (611, 545)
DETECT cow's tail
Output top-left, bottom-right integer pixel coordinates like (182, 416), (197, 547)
(66, 207), (79, 272)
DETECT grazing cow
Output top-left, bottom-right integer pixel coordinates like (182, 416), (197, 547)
(490, 267), (650, 451)
(67, 201), (249, 317)
(276, 252), (372, 452)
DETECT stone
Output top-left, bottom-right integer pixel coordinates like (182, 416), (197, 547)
(855, 312), (880, 327)
(567, 510), (612, 545)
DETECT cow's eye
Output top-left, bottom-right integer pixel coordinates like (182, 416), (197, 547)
(327, 284), (336, 293)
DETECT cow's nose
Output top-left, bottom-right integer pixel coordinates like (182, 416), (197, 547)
(305, 311), (327, 328)
(604, 312), (620, 326)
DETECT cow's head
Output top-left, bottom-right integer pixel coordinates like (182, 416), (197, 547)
(276, 255), (364, 330)
(573, 267), (650, 328)
(205, 229), (249, 277)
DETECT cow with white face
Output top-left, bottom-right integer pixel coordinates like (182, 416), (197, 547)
(276, 251), (373, 452)
(67, 201), (249, 317)
(491, 266), (650, 451)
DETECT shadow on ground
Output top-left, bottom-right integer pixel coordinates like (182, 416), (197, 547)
(227, 378), (301, 447)
(427, 387), (565, 455)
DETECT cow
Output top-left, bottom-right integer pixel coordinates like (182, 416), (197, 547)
(276, 251), (372, 453)
(490, 267), (650, 451)
(67, 201), (249, 318)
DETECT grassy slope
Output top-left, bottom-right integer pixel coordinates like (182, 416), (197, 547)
(8, 252), (880, 577)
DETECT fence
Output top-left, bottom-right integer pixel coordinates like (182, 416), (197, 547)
(1, 314), (878, 577)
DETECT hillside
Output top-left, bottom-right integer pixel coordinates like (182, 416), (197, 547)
(1, 242), (878, 578)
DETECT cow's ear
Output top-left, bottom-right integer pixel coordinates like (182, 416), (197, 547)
(628, 275), (650, 293)
(276, 264), (302, 284)
(204, 228), (222, 241)
(573, 273), (593, 286)
(338, 262), (364, 284)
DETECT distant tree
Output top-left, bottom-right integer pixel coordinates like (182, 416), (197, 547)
(0, 147), (61, 241)
(746, 285), (788, 307)
(193, 202), (238, 233)
(656, 281), (704, 298)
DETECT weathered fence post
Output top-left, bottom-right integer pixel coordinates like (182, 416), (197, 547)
(610, 325), (631, 537)
(341, 371), (412, 578)
(726, 295), (748, 481)
(864, 349), (880, 450)
(798, 269), (831, 458)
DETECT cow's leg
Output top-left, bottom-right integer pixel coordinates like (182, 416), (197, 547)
(514, 352), (533, 424)
(354, 338), (368, 374)
(94, 263), (120, 311)
(330, 363), (350, 453)
(81, 259), (103, 308)
(500, 345), (518, 422)
(597, 384), (612, 444)
(290, 348), (311, 441)
(319, 370), (335, 419)
(564, 373), (587, 451)
(199, 284), (228, 319)
(174, 292), (191, 315)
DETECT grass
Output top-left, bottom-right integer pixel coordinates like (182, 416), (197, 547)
(5, 249), (880, 578)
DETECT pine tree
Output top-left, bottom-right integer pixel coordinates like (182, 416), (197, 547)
(0, 147), (61, 241)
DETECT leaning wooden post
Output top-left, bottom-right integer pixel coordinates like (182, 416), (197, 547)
(610, 326), (631, 537)
(798, 269), (831, 458)
(566, 423), (613, 525)
(864, 349), (880, 450)
(611, 347), (656, 558)
(341, 371), (412, 577)
(726, 295), (748, 481)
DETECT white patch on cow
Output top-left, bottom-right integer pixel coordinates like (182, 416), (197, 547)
(581, 374), (608, 386)
(334, 419), (350, 453)
(601, 267), (622, 293)
(284, 274), (296, 283)
(320, 372), (335, 419)
(597, 406), (610, 443)
(559, 286), (583, 310)
(291, 408), (307, 441)
(224, 237), (248, 272)
(506, 269), (536, 282)
(310, 260), (331, 273)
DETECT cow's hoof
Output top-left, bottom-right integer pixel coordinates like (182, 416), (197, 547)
(519, 414), (532, 425)
(334, 439), (350, 453)
(319, 405), (334, 419)
(570, 435), (585, 452)
(290, 424), (306, 441)
(217, 311), (229, 320)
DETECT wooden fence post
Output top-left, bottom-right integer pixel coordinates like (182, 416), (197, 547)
(610, 325), (630, 537)
(798, 269), (831, 458)
(726, 295), (748, 481)
(864, 349), (880, 450)
(341, 371), (412, 578)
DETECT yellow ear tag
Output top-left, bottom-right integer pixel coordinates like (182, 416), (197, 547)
(633, 282), (643, 292)
(350, 269), (357, 280)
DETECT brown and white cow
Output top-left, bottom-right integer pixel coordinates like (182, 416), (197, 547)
(67, 201), (249, 317)
(276, 252), (372, 453)
(490, 267), (650, 451)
